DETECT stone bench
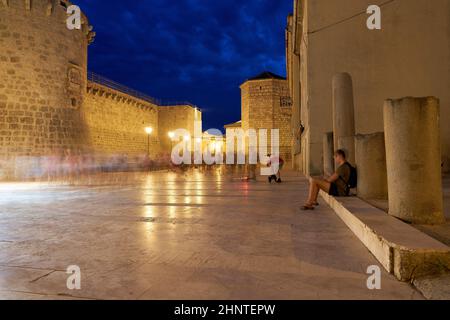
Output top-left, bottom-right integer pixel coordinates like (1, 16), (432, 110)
(320, 191), (450, 281)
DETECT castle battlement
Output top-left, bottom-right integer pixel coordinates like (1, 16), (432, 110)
(0, 0), (94, 43)
(87, 81), (159, 114)
(0, 0), (93, 156)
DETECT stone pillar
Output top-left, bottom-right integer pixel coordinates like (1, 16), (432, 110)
(332, 73), (356, 164)
(323, 132), (334, 176)
(384, 97), (445, 225)
(355, 133), (388, 200)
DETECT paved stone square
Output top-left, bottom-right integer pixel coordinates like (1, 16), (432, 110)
(0, 170), (422, 300)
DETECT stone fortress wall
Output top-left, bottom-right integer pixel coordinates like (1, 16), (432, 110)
(0, 0), (93, 157)
(0, 0), (200, 162)
(83, 82), (198, 157)
(84, 81), (160, 157)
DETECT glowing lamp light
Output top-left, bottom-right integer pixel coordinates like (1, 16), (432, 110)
(145, 127), (153, 135)
(184, 135), (191, 142)
(168, 131), (175, 139)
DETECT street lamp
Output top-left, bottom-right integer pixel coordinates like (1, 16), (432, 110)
(216, 141), (223, 153)
(184, 135), (191, 156)
(210, 141), (216, 152)
(145, 127), (153, 155)
(168, 131), (175, 150)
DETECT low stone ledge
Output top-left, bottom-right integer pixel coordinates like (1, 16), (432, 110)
(320, 191), (450, 282)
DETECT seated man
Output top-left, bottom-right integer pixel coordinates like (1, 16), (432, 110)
(301, 149), (351, 210)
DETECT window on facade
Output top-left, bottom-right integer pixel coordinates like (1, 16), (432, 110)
(280, 97), (292, 108)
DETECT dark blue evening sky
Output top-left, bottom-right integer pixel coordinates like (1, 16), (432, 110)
(73, 0), (291, 130)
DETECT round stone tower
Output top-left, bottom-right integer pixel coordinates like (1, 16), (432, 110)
(0, 0), (94, 158)
(240, 71), (293, 162)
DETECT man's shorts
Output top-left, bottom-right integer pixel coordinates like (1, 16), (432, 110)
(329, 182), (339, 196)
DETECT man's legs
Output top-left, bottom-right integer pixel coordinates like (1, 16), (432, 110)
(275, 169), (281, 182)
(268, 164), (281, 183)
(275, 163), (283, 182)
(306, 177), (331, 206)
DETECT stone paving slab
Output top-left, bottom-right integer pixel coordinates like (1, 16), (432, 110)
(0, 170), (421, 300)
(413, 275), (450, 300)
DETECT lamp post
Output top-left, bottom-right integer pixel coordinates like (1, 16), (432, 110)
(184, 135), (191, 156)
(168, 131), (175, 151)
(145, 127), (153, 156)
(182, 135), (191, 165)
(190, 137), (202, 165)
(210, 141), (216, 156)
(184, 135), (191, 147)
(196, 137), (202, 155)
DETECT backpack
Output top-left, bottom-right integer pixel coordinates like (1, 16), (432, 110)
(338, 162), (357, 195)
(345, 162), (358, 189)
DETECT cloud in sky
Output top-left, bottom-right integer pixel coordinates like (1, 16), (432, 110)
(74, 0), (292, 130)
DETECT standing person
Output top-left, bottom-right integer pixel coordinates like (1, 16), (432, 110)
(267, 154), (284, 183)
(301, 149), (354, 210)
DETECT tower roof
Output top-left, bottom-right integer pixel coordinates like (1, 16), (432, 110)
(224, 120), (242, 129)
(247, 71), (286, 81)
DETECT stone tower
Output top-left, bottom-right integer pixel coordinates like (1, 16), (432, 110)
(240, 71), (292, 162)
(0, 0), (94, 157)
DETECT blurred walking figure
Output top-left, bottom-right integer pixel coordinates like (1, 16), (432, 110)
(267, 154), (284, 183)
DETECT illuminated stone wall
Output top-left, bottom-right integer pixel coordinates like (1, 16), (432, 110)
(83, 84), (202, 157)
(0, 0), (94, 157)
(158, 105), (202, 152)
(83, 82), (160, 156)
(240, 77), (292, 162)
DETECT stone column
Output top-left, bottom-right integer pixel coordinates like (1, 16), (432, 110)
(332, 73), (356, 164)
(384, 97), (445, 225)
(323, 132), (334, 176)
(355, 133), (388, 200)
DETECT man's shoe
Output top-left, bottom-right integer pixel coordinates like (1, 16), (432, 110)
(268, 176), (273, 183)
(276, 178), (282, 183)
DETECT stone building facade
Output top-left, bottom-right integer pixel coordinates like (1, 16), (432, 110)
(286, 12), (301, 171)
(240, 72), (293, 162)
(287, 0), (450, 175)
(0, 0), (200, 165)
